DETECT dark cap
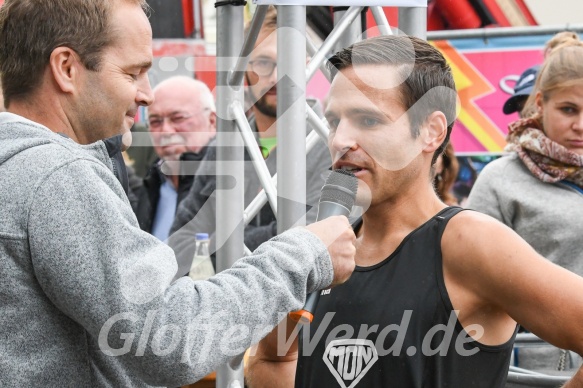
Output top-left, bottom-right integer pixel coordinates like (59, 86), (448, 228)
(502, 65), (540, 115)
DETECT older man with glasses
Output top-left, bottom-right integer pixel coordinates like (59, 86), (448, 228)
(131, 76), (217, 241)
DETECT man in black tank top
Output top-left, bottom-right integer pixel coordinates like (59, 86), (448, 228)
(247, 35), (583, 388)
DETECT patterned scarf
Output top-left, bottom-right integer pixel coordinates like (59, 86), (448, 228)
(505, 117), (583, 188)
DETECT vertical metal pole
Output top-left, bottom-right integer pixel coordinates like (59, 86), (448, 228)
(228, 5), (268, 88)
(215, 3), (245, 388)
(398, 7), (427, 39)
(277, 6), (306, 233)
(333, 7), (363, 53)
(193, 0), (202, 39)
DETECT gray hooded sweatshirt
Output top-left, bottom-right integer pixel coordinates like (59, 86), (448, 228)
(0, 113), (333, 386)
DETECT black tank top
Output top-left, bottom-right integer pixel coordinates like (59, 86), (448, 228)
(295, 207), (516, 388)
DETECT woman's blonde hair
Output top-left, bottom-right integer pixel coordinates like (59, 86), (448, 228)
(522, 32), (583, 118)
(543, 31), (579, 58)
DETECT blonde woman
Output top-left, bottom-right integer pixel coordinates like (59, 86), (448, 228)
(469, 33), (583, 273)
(467, 32), (583, 372)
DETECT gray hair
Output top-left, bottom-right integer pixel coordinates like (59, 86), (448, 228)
(153, 76), (216, 112)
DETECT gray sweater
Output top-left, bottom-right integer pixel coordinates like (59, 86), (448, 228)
(0, 113), (333, 386)
(466, 154), (583, 275)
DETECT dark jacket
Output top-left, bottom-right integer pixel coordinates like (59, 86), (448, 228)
(132, 148), (210, 233)
(169, 111), (332, 279)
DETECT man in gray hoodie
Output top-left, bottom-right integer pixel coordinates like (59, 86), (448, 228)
(0, 0), (356, 386)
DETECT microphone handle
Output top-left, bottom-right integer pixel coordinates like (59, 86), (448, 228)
(289, 200), (351, 324)
(289, 290), (320, 324)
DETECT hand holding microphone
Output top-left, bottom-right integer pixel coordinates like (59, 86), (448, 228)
(290, 170), (358, 323)
(305, 215), (356, 286)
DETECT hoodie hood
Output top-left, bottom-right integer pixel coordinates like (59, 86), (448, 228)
(102, 134), (129, 194)
(0, 112), (117, 178)
(0, 112), (61, 166)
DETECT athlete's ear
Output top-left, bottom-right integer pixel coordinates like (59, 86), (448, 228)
(422, 111), (447, 154)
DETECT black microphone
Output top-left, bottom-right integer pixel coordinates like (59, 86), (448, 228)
(289, 169), (358, 324)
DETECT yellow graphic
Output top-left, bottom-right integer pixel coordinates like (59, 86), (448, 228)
(433, 41), (507, 152)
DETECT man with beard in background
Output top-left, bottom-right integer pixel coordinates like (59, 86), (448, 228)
(169, 6), (331, 278)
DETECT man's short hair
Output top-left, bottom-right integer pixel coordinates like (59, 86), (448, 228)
(0, 0), (149, 107)
(328, 35), (457, 163)
(244, 5), (277, 38)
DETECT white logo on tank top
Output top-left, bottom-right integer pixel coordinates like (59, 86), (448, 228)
(323, 339), (379, 388)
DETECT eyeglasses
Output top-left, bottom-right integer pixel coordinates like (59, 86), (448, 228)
(248, 59), (277, 77)
(148, 109), (209, 130)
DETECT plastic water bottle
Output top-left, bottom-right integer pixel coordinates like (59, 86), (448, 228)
(189, 233), (215, 281)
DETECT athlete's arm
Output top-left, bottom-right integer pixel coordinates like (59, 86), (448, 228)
(442, 211), (583, 376)
(563, 369), (583, 387)
(247, 317), (299, 388)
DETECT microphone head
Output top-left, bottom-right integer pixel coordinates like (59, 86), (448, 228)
(320, 169), (358, 210)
